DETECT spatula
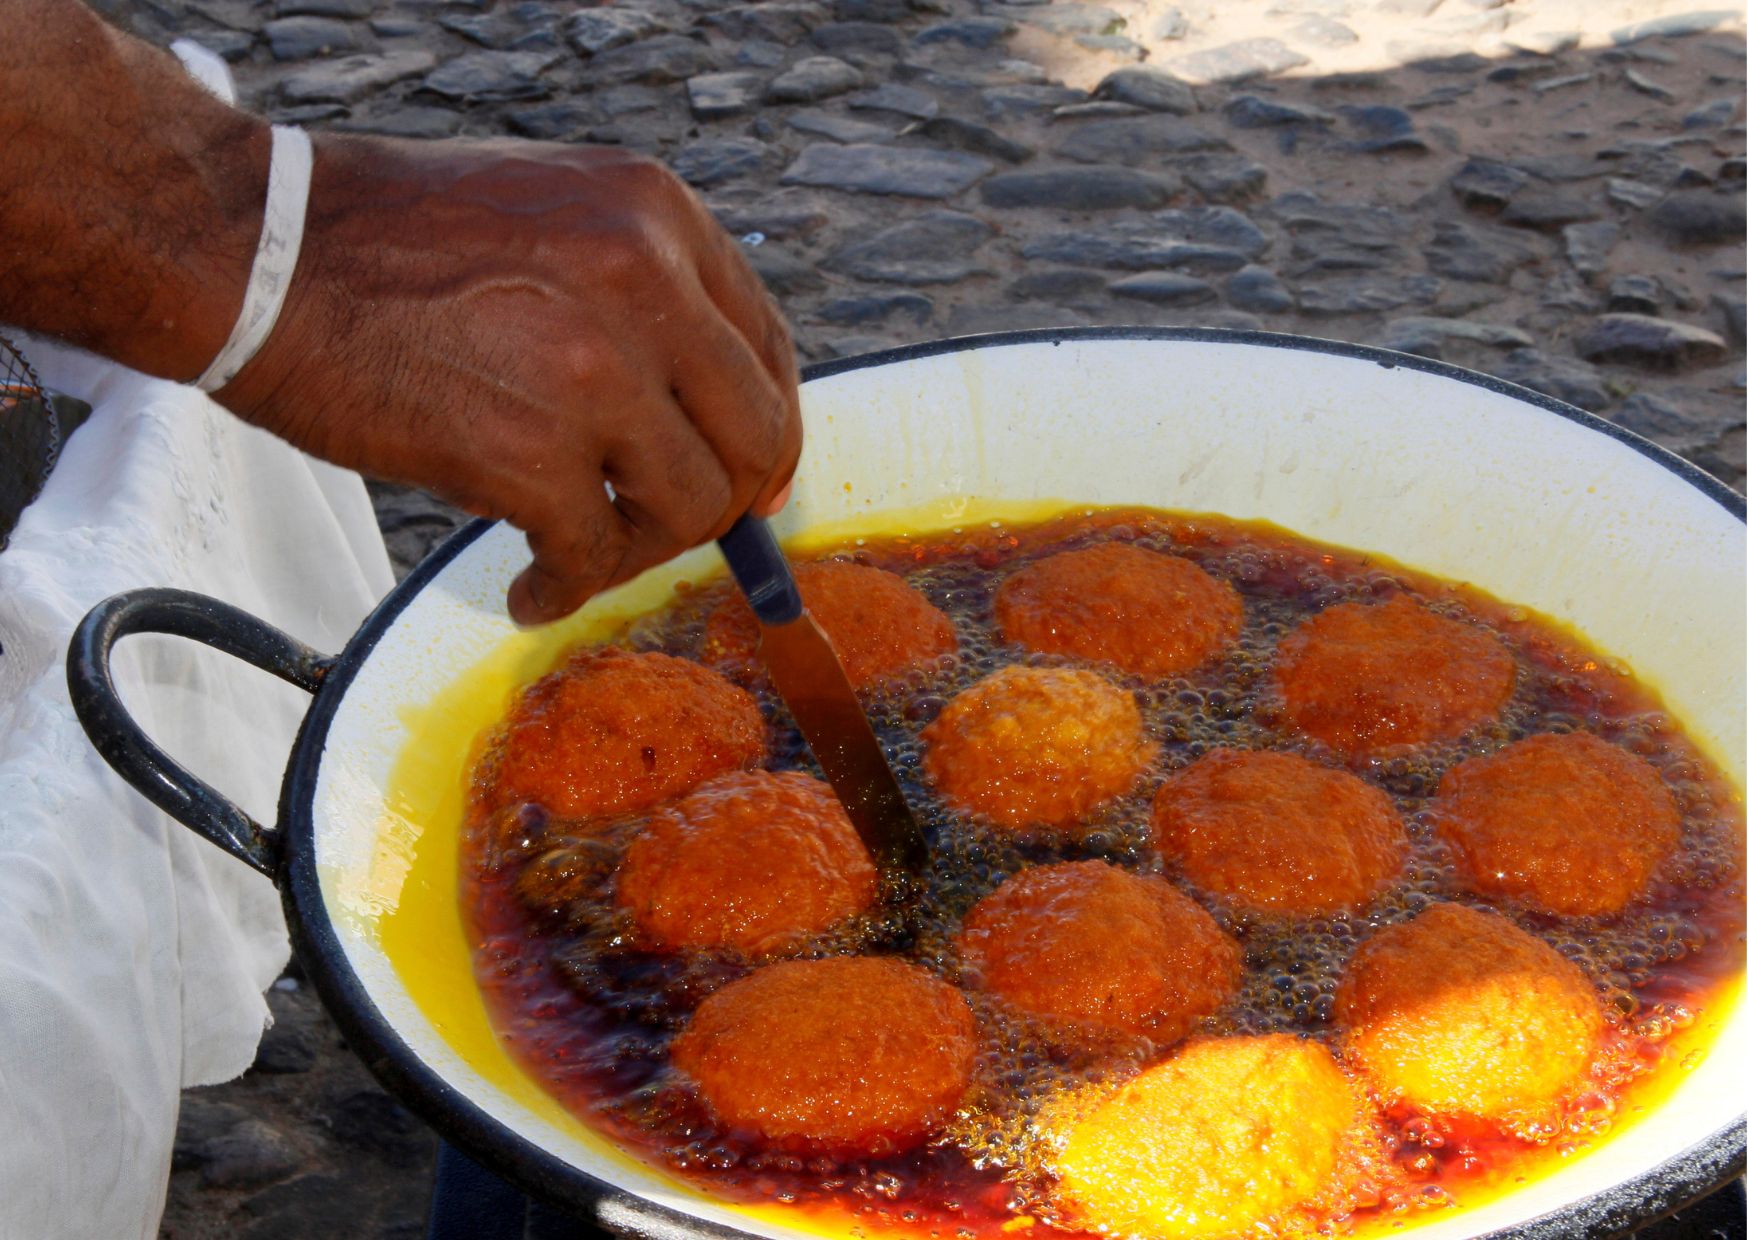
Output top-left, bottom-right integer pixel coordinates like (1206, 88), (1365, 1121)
(717, 513), (925, 872)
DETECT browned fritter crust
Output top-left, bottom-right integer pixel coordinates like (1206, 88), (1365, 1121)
(705, 560), (957, 690)
(1275, 594), (1516, 754)
(1431, 732), (1681, 917)
(671, 957), (976, 1156)
(958, 860), (1240, 1040)
(1152, 748), (1407, 916)
(994, 543), (1243, 678)
(616, 771), (878, 954)
(474, 647), (764, 822)
(1335, 903), (1604, 1125)
(921, 666), (1156, 830)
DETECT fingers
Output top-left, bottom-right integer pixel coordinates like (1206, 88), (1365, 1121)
(603, 400), (736, 554)
(506, 481), (635, 627)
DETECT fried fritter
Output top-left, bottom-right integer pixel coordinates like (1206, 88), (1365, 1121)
(475, 647), (764, 822)
(1432, 732), (1681, 917)
(957, 860), (1240, 1041)
(671, 957), (976, 1156)
(705, 559), (957, 690)
(616, 771), (878, 954)
(1275, 595), (1515, 754)
(994, 543), (1243, 678)
(1152, 748), (1407, 916)
(1052, 1034), (1368, 1240)
(1335, 902), (1604, 1124)
(921, 666), (1155, 830)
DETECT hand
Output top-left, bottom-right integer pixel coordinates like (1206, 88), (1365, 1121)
(217, 136), (801, 625)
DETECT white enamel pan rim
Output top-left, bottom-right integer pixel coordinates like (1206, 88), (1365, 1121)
(283, 327), (1746, 1240)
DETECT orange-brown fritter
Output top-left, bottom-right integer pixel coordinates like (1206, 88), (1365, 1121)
(705, 560), (957, 691)
(1152, 748), (1407, 916)
(957, 860), (1239, 1041)
(1335, 903), (1604, 1125)
(475, 648), (764, 821)
(671, 957), (976, 1156)
(994, 543), (1243, 678)
(1274, 594), (1515, 754)
(921, 666), (1155, 830)
(616, 771), (878, 955)
(1052, 1034), (1368, 1240)
(1432, 732), (1681, 918)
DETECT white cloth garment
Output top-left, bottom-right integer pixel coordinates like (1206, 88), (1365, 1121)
(0, 338), (394, 1236)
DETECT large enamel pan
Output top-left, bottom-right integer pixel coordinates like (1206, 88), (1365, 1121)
(68, 330), (1746, 1238)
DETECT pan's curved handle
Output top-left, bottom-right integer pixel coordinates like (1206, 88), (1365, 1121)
(67, 588), (333, 878)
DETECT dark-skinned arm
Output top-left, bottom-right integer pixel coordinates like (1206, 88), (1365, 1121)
(0, 0), (802, 624)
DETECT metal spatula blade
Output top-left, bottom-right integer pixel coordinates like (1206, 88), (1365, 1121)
(717, 513), (925, 872)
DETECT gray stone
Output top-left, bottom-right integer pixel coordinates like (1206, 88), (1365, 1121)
(1539, 269), (1602, 313)
(1608, 275), (1664, 315)
(1013, 4), (1124, 37)
(1719, 156), (1745, 183)
(189, 29), (255, 59)
(981, 165), (1177, 210)
(1611, 10), (1737, 44)
(1023, 232), (1247, 272)
(834, 0), (907, 20)
(368, 16), (424, 37)
(1093, 67), (1197, 115)
(821, 335), (900, 359)
(1273, 192), (1406, 272)
(947, 303), (1091, 333)
(270, 103), (350, 124)
(1110, 272), (1217, 306)
(1224, 95), (1333, 128)
(504, 99), (596, 139)
(1227, 265), (1294, 312)
(686, 71), (766, 120)
(1052, 102), (1144, 120)
(700, 2), (827, 43)
(1531, 72), (1595, 94)
(817, 293), (934, 326)
(1505, 28), (1581, 55)
(1649, 193), (1748, 246)
(1491, 348), (1611, 410)
(781, 143), (994, 197)
(1625, 68), (1677, 102)
(1450, 157), (1530, 211)
(917, 117), (1034, 163)
(173, 1097), (253, 1171)
(1575, 314), (1728, 371)
(420, 50), (558, 102)
(767, 56), (863, 103)
(849, 82), (941, 119)
(1713, 293), (1746, 346)
(200, 1120), (298, 1190)
(786, 109), (897, 143)
(596, 83), (666, 117)
(1378, 315), (1532, 359)
(914, 16), (1014, 46)
(1289, 15), (1358, 46)
(324, 1088), (430, 1169)
(1607, 178), (1664, 210)
(588, 35), (718, 84)
(1375, 0), (1443, 14)
(1485, 59), (1562, 85)
(811, 20), (904, 57)
(747, 246), (825, 295)
(734, 41), (787, 68)
(1340, 105), (1428, 154)
(276, 0), (371, 16)
(1178, 153), (1267, 202)
(1151, 6), (1189, 39)
(713, 192), (832, 239)
(1009, 269), (1107, 302)
(673, 137), (775, 187)
(1297, 274), (1439, 315)
(1563, 221), (1620, 282)
(1610, 392), (1721, 446)
(334, 105), (461, 138)
(1053, 115), (1227, 164)
(1500, 192), (1602, 232)
(1398, 48), (1490, 74)
(1425, 219), (1537, 284)
(565, 7), (668, 54)
(1684, 98), (1739, 129)
(440, 10), (546, 50)
(264, 16), (365, 59)
(279, 50), (435, 103)
(983, 84), (1086, 119)
(1168, 37), (1309, 85)
(1076, 31), (1143, 57)
(823, 210), (992, 283)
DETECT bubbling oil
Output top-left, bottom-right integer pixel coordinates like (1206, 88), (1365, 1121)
(461, 507), (1745, 1240)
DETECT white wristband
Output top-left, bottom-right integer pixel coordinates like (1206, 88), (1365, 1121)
(195, 125), (314, 393)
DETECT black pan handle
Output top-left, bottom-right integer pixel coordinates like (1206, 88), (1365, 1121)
(67, 588), (333, 878)
(717, 512), (804, 625)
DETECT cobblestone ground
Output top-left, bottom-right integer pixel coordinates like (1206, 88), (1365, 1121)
(107, 0), (1747, 1234)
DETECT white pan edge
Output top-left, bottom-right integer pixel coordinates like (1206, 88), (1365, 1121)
(311, 335), (1747, 1240)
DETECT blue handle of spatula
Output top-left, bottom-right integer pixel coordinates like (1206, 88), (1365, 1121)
(717, 513), (804, 625)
